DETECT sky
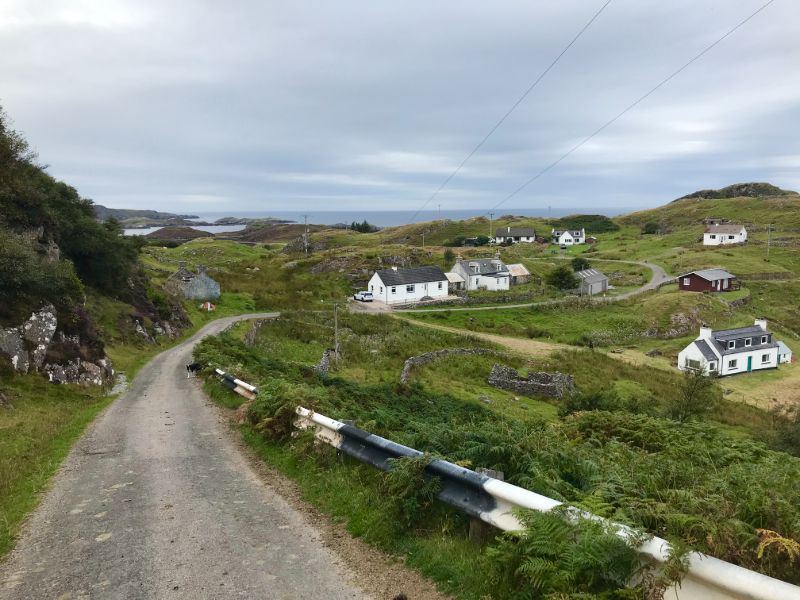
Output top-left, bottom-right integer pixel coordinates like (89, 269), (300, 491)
(1, 0), (799, 215)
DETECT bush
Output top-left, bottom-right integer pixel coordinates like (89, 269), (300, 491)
(664, 370), (719, 422)
(641, 222), (659, 235)
(571, 256), (591, 272)
(546, 266), (579, 290)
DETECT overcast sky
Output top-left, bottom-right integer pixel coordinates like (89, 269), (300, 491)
(1, 0), (799, 215)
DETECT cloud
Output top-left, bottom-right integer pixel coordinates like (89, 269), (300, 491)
(1, 0), (799, 213)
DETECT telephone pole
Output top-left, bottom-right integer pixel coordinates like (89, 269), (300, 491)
(301, 214), (310, 255)
(422, 232), (425, 249)
(333, 302), (340, 359)
(767, 223), (772, 261)
(489, 212), (494, 241)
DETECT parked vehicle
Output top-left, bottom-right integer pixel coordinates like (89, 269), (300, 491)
(354, 291), (374, 302)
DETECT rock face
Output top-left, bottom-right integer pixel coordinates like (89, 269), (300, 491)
(400, 348), (502, 384)
(0, 304), (114, 387)
(487, 364), (575, 399)
(0, 304), (58, 373)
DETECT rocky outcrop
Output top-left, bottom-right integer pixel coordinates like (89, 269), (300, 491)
(400, 348), (502, 384)
(0, 304), (58, 373)
(244, 320), (268, 347)
(487, 364), (574, 399)
(0, 304), (114, 386)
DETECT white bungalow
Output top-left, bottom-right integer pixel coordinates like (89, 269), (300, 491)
(551, 228), (586, 246)
(494, 227), (535, 244)
(368, 265), (448, 305)
(677, 318), (790, 377)
(703, 224), (747, 246)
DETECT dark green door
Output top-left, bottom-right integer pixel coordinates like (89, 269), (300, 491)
(747, 356), (753, 372)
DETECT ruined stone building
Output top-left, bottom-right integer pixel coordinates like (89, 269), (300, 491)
(165, 262), (221, 301)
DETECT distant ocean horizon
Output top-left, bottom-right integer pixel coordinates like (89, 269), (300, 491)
(189, 207), (627, 227)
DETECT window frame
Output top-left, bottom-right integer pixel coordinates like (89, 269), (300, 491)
(406, 284), (415, 293)
(745, 338), (752, 347)
(728, 359), (738, 369)
(390, 286), (396, 294)
(683, 277), (690, 286)
(762, 354), (770, 364)
(728, 341), (735, 350)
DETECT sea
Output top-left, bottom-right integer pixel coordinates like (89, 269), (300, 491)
(123, 207), (622, 236)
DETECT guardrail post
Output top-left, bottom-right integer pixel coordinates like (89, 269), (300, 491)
(469, 468), (503, 543)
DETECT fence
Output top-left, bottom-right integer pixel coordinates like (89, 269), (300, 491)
(294, 406), (800, 600)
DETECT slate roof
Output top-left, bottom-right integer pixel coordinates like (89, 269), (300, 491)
(459, 259), (508, 275)
(712, 325), (766, 341)
(495, 227), (535, 237)
(693, 339), (718, 361)
(575, 268), (607, 284)
(374, 265), (447, 286)
(552, 228), (584, 237)
(704, 224), (746, 234)
(680, 268), (736, 281)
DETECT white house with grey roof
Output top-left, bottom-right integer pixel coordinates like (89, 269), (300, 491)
(574, 268), (608, 296)
(677, 318), (790, 377)
(494, 226), (535, 244)
(551, 228), (586, 245)
(449, 256), (510, 291)
(368, 265), (448, 305)
(703, 223), (747, 246)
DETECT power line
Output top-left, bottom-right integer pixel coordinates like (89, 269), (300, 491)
(408, 0), (614, 223)
(489, 0), (778, 212)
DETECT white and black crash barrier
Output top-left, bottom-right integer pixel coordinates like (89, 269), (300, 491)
(294, 406), (800, 600)
(214, 368), (258, 401)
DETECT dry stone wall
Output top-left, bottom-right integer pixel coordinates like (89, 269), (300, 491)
(487, 364), (574, 399)
(400, 348), (502, 384)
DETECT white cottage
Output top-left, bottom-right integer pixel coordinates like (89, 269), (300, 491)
(368, 265), (448, 305)
(449, 256), (510, 291)
(494, 227), (535, 244)
(677, 318), (789, 377)
(703, 224), (747, 246)
(551, 228), (586, 245)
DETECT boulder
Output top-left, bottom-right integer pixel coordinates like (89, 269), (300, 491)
(0, 304), (57, 373)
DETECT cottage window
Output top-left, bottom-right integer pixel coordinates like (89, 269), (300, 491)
(728, 359), (738, 369)
(406, 285), (415, 293)
(761, 336), (767, 344)
(683, 277), (690, 285)
(762, 354), (770, 363)
(728, 235), (735, 240)
(728, 341), (735, 350)
(708, 362), (717, 371)
(391, 287), (396, 294)
(686, 359), (701, 370)
(745, 338), (752, 347)
(437, 282), (443, 290)
(710, 234), (716, 239)
(370, 285), (374, 292)
(380, 286), (383, 293)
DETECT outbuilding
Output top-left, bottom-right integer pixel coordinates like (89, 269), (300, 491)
(678, 269), (737, 293)
(368, 265), (448, 305)
(575, 268), (608, 296)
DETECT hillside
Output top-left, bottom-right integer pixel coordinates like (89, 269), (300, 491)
(144, 226), (213, 243)
(675, 182), (798, 201)
(93, 204), (198, 222)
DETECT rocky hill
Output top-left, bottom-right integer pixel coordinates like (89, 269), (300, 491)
(674, 182), (798, 202)
(144, 226), (213, 242)
(93, 205), (198, 222)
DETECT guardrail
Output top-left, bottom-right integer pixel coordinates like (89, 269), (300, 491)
(214, 368), (257, 401)
(294, 406), (800, 600)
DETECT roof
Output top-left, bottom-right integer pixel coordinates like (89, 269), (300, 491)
(552, 228), (584, 236)
(712, 325), (768, 341)
(575, 268), (607, 284)
(704, 224), (746, 234)
(693, 339), (718, 361)
(680, 268), (736, 281)
(778, 341), (793, 355)
(445, 272), (465, 283)
(373, 265), (447, 286)
(506, 263), (531, 277)
(457, 258), (508, 275)
(495, 226), (534, 237)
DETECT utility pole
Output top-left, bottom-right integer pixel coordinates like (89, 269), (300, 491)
(489, 212), (494, 241)
(333, 302), (340, 359)
(438, 204), (441, 218)
(301, 214), (310, 255)
(422, 232), (425, 249)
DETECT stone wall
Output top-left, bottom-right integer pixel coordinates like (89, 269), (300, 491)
(244, 320), (268, 347)
(487, 364), (574, 399)
(400, 348), (502, 384)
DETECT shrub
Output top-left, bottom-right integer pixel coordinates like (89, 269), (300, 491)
(546, 266), (579, 290)
(571, 256), (591, 272)
(641, 222), (659, 235)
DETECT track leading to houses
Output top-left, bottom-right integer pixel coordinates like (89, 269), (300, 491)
(0, 314), (371, 600)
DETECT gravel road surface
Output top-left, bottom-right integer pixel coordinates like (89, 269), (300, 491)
(0, 314), (372, 600)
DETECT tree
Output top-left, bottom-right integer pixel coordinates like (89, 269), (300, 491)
(571, 257), (591, 272)
(546, 266), (579, 290)
(665, 370), (718, 422)
(475, 235), (490, 246)
(642, 222), (659, 235)
(443, 248), (455, 266)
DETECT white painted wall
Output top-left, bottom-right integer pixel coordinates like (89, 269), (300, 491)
(718, 348), (778, 376)
(703, 228), (747, 246)
(494, 235), (535, 244)
(552, 229), (585, 245)
(368, 272), (448, 304)
(467, 274), (509, 291)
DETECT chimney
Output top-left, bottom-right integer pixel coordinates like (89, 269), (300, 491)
(699, 324), (713, 340)
(494, 250), (501, 260)
(391, 266), (398, 271)
(754, 317), (768, 331)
